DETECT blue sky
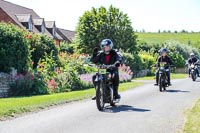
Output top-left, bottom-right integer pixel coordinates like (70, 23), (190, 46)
(6, 0), (200, 32)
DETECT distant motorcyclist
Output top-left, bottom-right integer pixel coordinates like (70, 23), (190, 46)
(154, 48), (174, 86)
(91, 39), (122, 100)
(186, 53), (200, 77)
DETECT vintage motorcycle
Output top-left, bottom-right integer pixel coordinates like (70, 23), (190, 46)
(189, 63), (200, 81)
(157, 63), (174, 92)
(92, 64), (120, 111)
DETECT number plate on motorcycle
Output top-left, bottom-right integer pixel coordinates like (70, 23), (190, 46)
(99, 69), (107, 74)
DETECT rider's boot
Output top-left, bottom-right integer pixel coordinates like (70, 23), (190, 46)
(154, 76), (159, 86)
(114, 86), (121, 99)
(168, 79), (172, 86)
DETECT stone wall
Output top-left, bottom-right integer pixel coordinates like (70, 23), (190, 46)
(0, 73), (13, 97)
(0, 68), (16, 98)
(135, 69), (149, 77)
(175, 67), (187, 73)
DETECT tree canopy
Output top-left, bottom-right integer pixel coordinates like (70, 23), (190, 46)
(75, 5), (137, 53)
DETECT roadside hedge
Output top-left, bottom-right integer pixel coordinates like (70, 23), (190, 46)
(0, 23), (30, 73)
(29, 33), (59, 68)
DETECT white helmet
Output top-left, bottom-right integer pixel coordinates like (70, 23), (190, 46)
(190, 53), (195, 56)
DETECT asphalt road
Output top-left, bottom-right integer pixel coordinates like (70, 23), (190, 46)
(1, 78), (200, 133)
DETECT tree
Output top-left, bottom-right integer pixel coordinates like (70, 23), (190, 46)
(75, 5), (137, 54)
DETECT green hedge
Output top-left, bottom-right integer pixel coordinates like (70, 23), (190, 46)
(29, 34), (59, 68)
(137, 39), (200, 68)
(0, 23), (30, 73)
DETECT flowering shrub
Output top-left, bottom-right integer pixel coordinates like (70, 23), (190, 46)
(28, 33), (59, 68)
(80, 64), (133, 86)
(138, 51), (156, 69)
(47, 78), (59, 91)
(10, 72), (34, 96)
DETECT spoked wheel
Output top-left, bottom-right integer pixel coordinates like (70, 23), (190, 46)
(191, 72), (196, 81)
(163, 84), (166, 91)
(96, 82), (105, 111)
(159, 76), (163, 92)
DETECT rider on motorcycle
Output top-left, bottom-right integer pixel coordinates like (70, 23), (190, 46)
(154, 48), (174, 86)
(186, 53), (200, 77)
(91, 39), (122, 100)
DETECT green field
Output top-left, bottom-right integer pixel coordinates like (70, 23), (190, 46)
(136, 32), (200, 47)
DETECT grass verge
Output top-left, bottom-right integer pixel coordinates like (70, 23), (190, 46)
(135, 73), (187, 80)
(183, 98), (200, 133)
(0, 81), (143, 119)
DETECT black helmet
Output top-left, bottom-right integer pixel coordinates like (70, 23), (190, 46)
(100, 39), (113, 52)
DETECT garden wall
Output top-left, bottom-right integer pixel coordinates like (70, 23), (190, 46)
(0, 69), (16, 98)
(0, 73), (12, 97)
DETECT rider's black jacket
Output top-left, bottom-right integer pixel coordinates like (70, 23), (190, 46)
(187, 57), (198, 65)
(156, 55), (174, 69)
(91, 49), (122, 71)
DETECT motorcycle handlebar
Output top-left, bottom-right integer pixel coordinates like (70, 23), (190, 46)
(151, 64), (175, 68)
(88, 64), (115, 69)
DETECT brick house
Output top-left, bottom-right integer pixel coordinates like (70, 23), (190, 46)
(0, 0), (75, 44)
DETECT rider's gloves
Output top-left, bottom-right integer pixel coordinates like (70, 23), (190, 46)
(114, 61), (121, 67)
(93, 47), (99, 56)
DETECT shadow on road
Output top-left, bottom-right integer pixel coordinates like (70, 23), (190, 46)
(103, 105), (151, 113)
(165, 89), (190, 93)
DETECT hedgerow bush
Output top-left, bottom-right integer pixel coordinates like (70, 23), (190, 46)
(137, 39), (200, 68)
(138, 50), (156, 69)
(122, 52), (143, 73)
(164, 40), (200, 59)
(0, 22), (31, 73)
(28, 33), (59, 68)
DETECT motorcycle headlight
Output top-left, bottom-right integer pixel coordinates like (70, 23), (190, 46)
(107, 73), (113, 80)
(160, 67), (164, 70)
(191, 64), (195, 68)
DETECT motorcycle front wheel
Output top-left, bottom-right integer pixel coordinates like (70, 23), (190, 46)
(96, 81), (105, 111)
(191, 72), (196, 81)
(159, 76), (163, 92)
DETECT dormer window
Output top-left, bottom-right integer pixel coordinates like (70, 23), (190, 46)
(45, 21), (56, 36)
(33, 18), (45, 33)
(16, 14), (33, 32)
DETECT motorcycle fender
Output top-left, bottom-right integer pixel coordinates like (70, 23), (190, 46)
(94, 76), (102, 82)
(159, 71), (163, 74)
